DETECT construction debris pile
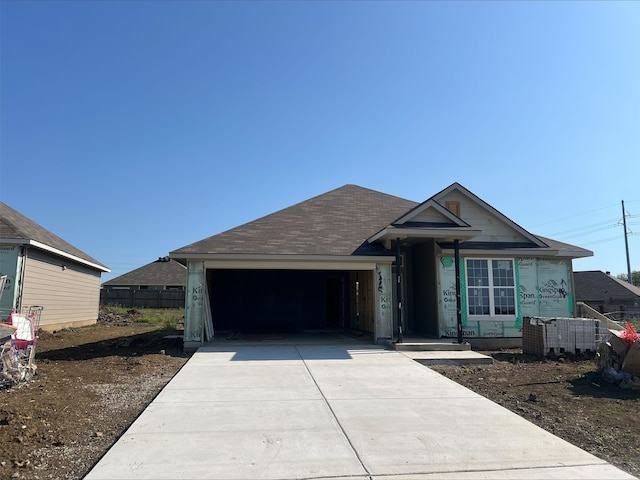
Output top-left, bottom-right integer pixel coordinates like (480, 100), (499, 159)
(596, 322), (640, 390)
(97, 308), (141, 325)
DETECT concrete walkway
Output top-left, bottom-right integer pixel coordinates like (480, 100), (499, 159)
(86, 345), (635, 480)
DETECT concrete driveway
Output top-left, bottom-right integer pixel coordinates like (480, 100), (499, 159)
(86, 344), (635, 480)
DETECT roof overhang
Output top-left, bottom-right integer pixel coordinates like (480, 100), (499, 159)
(438, 245), (594, 259)
(169, 253), (395, 270)
(368, 226), (482, 245)
(1, 238), (111, 272)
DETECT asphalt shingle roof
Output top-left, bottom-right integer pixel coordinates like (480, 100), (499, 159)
(170, 184), (592, 260)
(171, 185), (418, 257)
(574, 270), (640, 303)
(0, 202), (108, 270)
(535, 236), (593, 257)
(102, 258), (187, 287)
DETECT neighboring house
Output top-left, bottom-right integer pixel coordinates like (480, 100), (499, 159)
(0, 202), (110, 330)
(102, 257), (187, 291)
(574, 270), (640, 318)
(101, 257), (187, 308)
(170, 183), (592, 350)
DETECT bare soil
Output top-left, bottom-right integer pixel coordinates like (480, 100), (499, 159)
(0, 311), (189, 480)
(1, 312), (638, 479)
(431, 351), (640, 478)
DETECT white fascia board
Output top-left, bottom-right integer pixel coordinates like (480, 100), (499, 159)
(169, 254), (394, 270)
(204, 259), (385, 270)
(438, 247), (593, 259)
(29, 240), (111, 272)
(2, 238), (111, 271)
(368, 227), (482, 243)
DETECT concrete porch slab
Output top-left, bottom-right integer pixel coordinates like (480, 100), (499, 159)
(401, 349), (494, 365)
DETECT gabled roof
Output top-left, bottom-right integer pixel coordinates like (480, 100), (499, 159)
(574, 270), (640, 303)
(102, 257), (186, 287)
(0, 202), (109, 272)
(170, 183), (592, 261)
(368, 183), (591, 258)
(367, 198), (482, 244)
(170, 185), (418, 257)
(431, 182), (548, 247)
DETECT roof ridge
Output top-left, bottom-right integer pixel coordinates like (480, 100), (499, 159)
(342, 184), (415, 203)
(170, 184), (418, 256)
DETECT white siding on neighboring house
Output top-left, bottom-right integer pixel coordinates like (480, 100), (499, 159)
(21, 248), (101, 329)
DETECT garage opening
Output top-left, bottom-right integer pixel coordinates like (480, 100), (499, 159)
(325, 277), (343, 329)
(208, 269), (361, 334)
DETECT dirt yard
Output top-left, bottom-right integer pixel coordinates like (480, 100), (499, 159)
(0, 311), (190, 480)
(1, 312), (639, 479)
(431, 352), (640, 477)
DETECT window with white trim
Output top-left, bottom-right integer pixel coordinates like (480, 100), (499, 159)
(466, 259), (516, 317)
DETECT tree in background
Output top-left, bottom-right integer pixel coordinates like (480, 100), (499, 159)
(616, 271), (640, 287)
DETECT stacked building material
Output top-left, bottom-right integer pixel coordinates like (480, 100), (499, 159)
(523, 317), (602, 356)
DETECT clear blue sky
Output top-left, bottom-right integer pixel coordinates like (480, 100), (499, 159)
(1, 1), (638, 283)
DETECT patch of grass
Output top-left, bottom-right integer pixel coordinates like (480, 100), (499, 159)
(137, 308), (185, 329)
(103, 306), (184, 329)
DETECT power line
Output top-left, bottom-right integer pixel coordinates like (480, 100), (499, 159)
(549, 217), (620, 237)
(580, 235), (622, 247)
(531, 203), (621, 228)
(552, 223), (621, 240)
(531, 200), (639, 230)
(544, 205), (640, 246)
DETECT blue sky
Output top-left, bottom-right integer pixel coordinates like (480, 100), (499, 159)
(1, 1), (638, 283)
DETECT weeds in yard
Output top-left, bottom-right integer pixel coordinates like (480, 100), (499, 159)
(103, 306), (184, 329)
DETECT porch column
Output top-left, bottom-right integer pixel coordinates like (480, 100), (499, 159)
(374, 263), (393, 343)
(395, 238), (403, 343)
(454, 239), (463, 344)
(184, 261), (205, 351)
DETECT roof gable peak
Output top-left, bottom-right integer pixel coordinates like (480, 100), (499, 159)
(393, 199), (470, 227)
(430, 183), (548, 247)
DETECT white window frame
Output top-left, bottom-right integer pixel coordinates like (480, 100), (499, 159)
(465, 258), (517, 320)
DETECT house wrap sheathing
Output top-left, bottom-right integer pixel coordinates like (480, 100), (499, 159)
(170, 183), (591, 350)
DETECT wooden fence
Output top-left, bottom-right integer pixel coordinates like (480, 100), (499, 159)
(100, 289), (185, 309)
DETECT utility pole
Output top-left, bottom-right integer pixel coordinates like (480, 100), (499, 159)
(622, 200), (632, 285)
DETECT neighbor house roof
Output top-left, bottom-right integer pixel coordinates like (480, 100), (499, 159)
(170, 184), (592, 260)
(574, 270), (640, 303)
(102, 257), (187, 287)
(0, 202), (109, 272)
(171, 185), (418, 257)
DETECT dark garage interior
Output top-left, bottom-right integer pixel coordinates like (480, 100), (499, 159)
(207, 269), (350, 333)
